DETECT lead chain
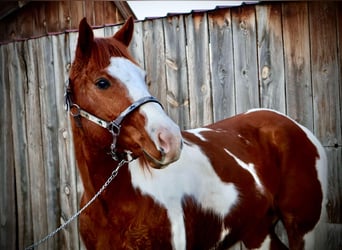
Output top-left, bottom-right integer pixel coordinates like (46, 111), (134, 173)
(24, 159), (128, 250)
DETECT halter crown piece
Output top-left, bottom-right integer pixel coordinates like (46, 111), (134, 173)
(64, 79), (163, 161)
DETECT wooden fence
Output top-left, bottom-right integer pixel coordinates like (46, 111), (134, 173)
(0, 2), (341, 249)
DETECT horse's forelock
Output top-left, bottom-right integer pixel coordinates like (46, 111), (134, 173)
(90, 38), (134, 69)
(70, 37), (135, 82)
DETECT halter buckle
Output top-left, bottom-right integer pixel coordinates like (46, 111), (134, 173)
(107, 121), (121, 136)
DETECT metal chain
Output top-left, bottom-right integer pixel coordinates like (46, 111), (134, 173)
(24, 159), (128, 250)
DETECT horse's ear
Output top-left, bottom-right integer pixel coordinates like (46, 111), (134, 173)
(113, 16), (134, 46)
(75, 17), (94, 60)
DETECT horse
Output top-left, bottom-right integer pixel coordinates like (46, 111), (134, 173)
(67, 16), (327, 250)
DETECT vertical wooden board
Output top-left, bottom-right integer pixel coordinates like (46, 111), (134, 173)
(45, 2), (60, 33)
(326, 147), (342, 224)
(103, 2), (123, 25)
(309, 2), (341, 147)
(0, 44), (16, 250)
(93, 27), (105, 38)
(69, 1), (85, 29)
(208, 8), (236, 121)
(163, 15), (190, 129)
(256, 4), (286, 112)
(58, 1), (72, 30)
(84, 0), (95, 26)
(36, 36), (61, 249)
(104, 24), (120, 37)
(7, 41), (32, 249)
(185, 12), (213, 128)
(315, 147), (342, 248)
(130, 21), (145, 68)
(231, 5), (259, 114)
(23, 39), (49, 250)
(143, 19), (167, 106)
(52, 34), (80, 250)
(337, 4), (342, 139)
(16, 4), (34, 39)
(282, 2), (313, 129)
(31, 2), (46, 38)
(93, 1), (104, 25)
(68, 31), (78, 65)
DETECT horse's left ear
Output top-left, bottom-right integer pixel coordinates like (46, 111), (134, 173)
(113, 16), (134, 46)
(76, 17), (94, 60)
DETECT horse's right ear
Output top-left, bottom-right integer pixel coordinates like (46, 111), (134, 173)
(75, 17), (94, 60)
(113, 16), (134, 46)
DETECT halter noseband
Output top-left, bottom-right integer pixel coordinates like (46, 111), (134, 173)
(65, 79), (163, 161)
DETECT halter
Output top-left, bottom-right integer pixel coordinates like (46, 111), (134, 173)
(65, 79), (163, 161)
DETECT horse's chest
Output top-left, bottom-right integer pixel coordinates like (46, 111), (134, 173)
(128, 145), (240, 249)
(80, 199), (173, 249)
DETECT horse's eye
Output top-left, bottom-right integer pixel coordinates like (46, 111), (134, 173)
(96, 78), (110, 89)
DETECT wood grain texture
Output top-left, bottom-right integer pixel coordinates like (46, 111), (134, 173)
(185, 12), (213, 127)
(0, 43), (17, 250)
(309, 2), (341, 147)
(163, 16), (190, 129)
(143, 19), (167, 107)
(208, 8), (236, 121)
(231, 5), (259, 114)
(282, 2), (313, 130)
(256, 3), (285, 112)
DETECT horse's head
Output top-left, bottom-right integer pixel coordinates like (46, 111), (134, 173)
(68, 17), (182, 168)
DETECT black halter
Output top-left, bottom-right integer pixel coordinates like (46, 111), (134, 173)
(65, 79), (163, 161)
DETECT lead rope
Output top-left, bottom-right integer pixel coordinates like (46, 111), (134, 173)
(24, 159), (128, 250)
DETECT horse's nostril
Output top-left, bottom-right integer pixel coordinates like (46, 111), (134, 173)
(157, 130), (172, 154)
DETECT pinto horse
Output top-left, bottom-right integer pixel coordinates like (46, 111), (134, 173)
(67, 17), (327, 250)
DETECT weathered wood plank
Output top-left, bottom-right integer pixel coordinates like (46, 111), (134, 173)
(337, 3), (342, 144)
(69, 1), (85, 29)
(163, 15), (190, 129)
(282, 2), (313, 129)
(309, 2), (341, 147)
(185, 12), (213, 127)
(58, 1), (72, 31)
(231, 5), (259, 114)
(8, 41), (32, 249)
(23, 39), (48, 250)
(208, 8), (236, 121)
(0, 43), (16, 250)
(36, 36), (60, 249)
(143, 19), (167, 107)
(129, 21), (145, 69)
(104, 23), (120, 37)
(326, 147), (342, 224)
(52, 33), (80, 250)
(45, 2), (60, 33)
(256, 3), (285, 112)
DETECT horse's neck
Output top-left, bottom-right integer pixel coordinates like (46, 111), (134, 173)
(72, 127), (125, 196)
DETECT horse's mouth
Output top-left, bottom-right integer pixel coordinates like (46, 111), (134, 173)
(142, 140), (182, 169)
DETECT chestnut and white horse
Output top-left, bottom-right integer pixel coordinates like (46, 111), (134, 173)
(67, 17), (327, 250)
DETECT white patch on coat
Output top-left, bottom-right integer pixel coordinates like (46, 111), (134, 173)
(129, 142), (239, 250)
(257, 235), (271, 250)
(224, 148), (264, 192)
(187, 128), (212, 141)
(219, 226), (231, 241)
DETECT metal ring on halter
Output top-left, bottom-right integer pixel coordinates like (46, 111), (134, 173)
(69, 104), (81, 117)
(107, 121), (121, 136)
